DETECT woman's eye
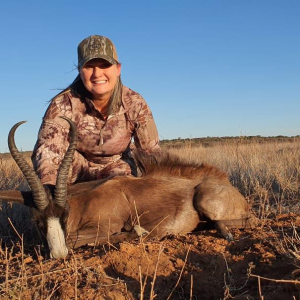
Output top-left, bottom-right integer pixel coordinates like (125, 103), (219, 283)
(100, 62), (111, 69)
(83, 62), (111, 69)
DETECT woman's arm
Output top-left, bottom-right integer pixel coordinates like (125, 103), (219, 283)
(132, 96), (161, 153)
(31, 95), (72, 185)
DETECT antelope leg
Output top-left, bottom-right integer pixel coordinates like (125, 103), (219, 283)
(66, 228), (140, 249)
(214, 221), (233, 241)
(214, 217), (258, 241)
(215, 216), (259, 230)
(0, 191), (34, 206)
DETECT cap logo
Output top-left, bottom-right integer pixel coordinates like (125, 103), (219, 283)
(89, 37), (106, 55)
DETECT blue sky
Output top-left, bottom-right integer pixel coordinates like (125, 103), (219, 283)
(0, 0), (299, 152)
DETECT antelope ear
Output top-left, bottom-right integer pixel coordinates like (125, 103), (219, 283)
(0, 191), (35, 207)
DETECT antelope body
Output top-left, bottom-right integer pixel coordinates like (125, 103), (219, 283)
(0, 118), (258, 259)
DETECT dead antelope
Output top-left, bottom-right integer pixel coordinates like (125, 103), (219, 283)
(0, 118), (258, 259)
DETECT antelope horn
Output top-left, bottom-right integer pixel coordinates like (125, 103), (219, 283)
(8, 121), (49, 211)
(54, 117), (78, 208)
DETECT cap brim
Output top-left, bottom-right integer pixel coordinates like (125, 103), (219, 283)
(79, 54), (118, 69)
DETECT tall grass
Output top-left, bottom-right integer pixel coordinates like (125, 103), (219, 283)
(0, 155), (35, 246)
(0, 155), (29, 190)
(167, 139), (300, 218)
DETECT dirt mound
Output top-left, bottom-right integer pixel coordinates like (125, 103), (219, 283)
(1, 214), (300, 299)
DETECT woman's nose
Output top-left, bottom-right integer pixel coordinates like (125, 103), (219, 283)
(93, 66), (103, 77)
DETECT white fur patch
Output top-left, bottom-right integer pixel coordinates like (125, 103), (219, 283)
(134, 225), (149, 237)
(47, 217), (68, 259)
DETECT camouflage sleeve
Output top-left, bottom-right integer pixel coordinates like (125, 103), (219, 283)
(31, 95), (72, 185)
(132, 96), (161, 153)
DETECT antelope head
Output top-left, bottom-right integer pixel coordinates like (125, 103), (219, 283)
(8, 117), (78, 258)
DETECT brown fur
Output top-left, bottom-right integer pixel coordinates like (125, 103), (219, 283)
(135, 151), (228, 180)
(0, 151), (258, 253)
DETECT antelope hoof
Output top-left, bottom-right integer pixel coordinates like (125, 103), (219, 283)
(225, 232), (234, 242)
(133, 225), (149, 237)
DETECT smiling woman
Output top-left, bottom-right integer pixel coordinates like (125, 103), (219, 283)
(31, 35), (161, 189)
(80, 59), (121, 111)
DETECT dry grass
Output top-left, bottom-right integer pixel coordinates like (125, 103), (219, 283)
(0, 155), (35, 248)
(167, 139), (300, 218)
(269, 223), (300, 267)
(0, 155), (30, 190)
(0, 139), (300, 299)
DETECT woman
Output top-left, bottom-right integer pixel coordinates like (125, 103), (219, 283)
(32, 35), (161, 186)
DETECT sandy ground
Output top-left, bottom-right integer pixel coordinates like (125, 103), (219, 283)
(1, 214), (300, 299)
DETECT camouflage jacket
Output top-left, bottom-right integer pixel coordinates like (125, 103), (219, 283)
(32, 85), (160, 184)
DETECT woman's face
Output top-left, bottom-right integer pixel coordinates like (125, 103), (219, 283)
(80, 58), (121, 101)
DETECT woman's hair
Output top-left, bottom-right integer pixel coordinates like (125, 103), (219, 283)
(53, 68), (123, 116)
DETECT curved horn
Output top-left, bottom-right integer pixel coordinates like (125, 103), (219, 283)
(8, 121), (49, 211)
(54, 117), (78, 208)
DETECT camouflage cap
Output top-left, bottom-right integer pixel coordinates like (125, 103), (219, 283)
(77, 35), (119, 69)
